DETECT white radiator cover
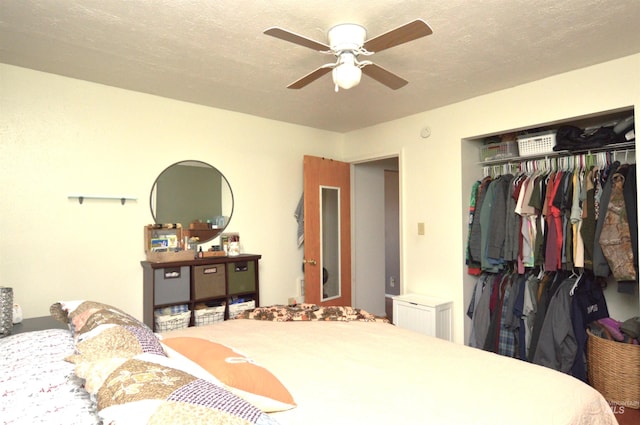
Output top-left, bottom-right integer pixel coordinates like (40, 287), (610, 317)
(392, 294), (453, 341)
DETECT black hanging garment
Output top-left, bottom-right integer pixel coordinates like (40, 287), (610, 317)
(570, 271), (609, 382)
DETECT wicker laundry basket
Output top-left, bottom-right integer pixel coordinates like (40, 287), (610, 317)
(587, 330), (640, 409)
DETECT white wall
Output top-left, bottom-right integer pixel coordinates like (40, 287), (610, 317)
(0, 63), (343, 320)
(3, 55), (640, 343)
(344, 54), (640, 343)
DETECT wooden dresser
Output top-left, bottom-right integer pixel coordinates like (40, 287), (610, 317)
(141, 254), (261, 330)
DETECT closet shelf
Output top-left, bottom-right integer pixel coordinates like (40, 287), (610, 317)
(478, 141), (636, 166)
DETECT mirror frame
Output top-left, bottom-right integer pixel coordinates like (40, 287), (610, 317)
(149, 160), (234, 244)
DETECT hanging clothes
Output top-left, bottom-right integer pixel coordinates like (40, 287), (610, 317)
(532, 275), (580, 373)
(570, 169), (585, 268)
(479, 178), (508, 273)
(581, 166), (598, 269)
(294, 193), (304, 247)
(468, 145), (635, 379)
(487, 175), (515, 265)
(510, 273), (528, 360)
(527, 271), (561, 361)
(466, 180), (482, 275)
(468, 177), (492, 265)
(529, 173), (547, 268)
(558, 170), (575, 270)
(545, 171), (564, 271)
(483, 272), (513, 353)
(521, 272), (541, 359)
(621, 164), (639, 293)
(470, 152), (637, 281)
(593, 161), (620, 277)
(570, 271), (610, 382)
(470, 273), (496, 349)
(504, 174), (520, 263)
(515, 174), (537, 271)
(501, 273), (525, 357)
(599, 170), (636, 281)
(467, 273), (490, 347)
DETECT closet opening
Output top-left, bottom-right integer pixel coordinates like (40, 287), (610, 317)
(461, 106), (638, 346)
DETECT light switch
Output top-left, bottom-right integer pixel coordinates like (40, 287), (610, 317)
(418, 222), (425, 235)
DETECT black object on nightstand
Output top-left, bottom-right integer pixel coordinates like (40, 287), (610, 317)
(10, 316), (69, 335)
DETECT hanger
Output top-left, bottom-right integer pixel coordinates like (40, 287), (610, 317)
(569, 269), (584, 296)
(537, 266), (546, 280)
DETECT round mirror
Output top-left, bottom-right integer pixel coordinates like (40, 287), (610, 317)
(150, 160), (234, 243)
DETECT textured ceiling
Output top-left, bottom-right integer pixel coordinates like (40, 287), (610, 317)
(1, 0), (640, 133)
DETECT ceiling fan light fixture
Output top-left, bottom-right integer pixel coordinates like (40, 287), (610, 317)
(332, 52), (361, 90)
(332, 64), (361, 91)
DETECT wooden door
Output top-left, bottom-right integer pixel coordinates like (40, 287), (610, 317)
(303, 155), (351, 306)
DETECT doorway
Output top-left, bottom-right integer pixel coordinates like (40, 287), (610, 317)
(352, 157), (400, 319)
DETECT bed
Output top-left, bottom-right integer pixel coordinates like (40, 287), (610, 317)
(0, 301), (618, 425)
(0, 328), (102, 425)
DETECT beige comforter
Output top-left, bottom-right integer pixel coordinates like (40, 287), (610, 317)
(163, 319), (617, 425)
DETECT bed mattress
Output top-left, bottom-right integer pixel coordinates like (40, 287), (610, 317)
(163, 319), (617, 425)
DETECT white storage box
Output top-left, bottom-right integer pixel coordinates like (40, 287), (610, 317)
(154, 310), (191, 332)
(392, 294), (453, 341)
(194, 305), (225, 326)
(228, 300), (256, 319)
(517, 130), (556, 157)
(479, 141), (518, 162)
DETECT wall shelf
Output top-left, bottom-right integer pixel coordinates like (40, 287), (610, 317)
(68, 194), (137, 205)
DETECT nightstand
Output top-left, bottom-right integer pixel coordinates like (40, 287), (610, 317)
(9, 316), (68, 335)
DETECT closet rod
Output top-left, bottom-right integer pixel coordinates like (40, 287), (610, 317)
(482, 148), (636, 178)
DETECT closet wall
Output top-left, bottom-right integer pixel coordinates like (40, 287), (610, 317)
(462, 107), (639, 342)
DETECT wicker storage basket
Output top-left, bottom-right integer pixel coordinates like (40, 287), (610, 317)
(228, 300), (256, 319)
(587, 330), (640, 409)
(154, 310), (191, 332)
(194, 305), (225, 326)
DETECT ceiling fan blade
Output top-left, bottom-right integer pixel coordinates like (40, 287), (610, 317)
(361, 63), (408, 90)
(287, 66), (333, 89)
(363, 19), (432, 53)
(264, 27), (330, 51)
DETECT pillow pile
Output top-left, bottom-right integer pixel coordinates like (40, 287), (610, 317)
(51, 301), (281, 425)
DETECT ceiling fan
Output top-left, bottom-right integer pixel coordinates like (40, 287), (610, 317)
(264, 19), (433, 92)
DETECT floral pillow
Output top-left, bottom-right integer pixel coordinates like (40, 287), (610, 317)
(238, 303), (389, 322)
(74, 353), (280, 425)
(50, 300), (165, 362)
(51, 300), (143, 335)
